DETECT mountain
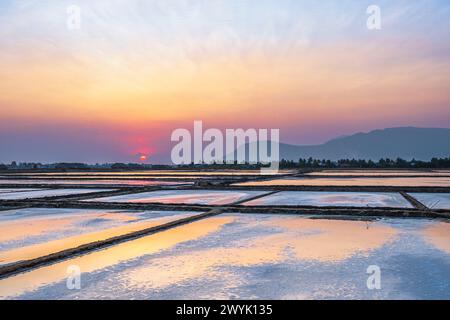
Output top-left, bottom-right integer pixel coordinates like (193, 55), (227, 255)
(278, 127), (450, 161)
(166, 127), (450, 164)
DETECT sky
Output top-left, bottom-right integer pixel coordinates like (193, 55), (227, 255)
(0, 0), (449, 163)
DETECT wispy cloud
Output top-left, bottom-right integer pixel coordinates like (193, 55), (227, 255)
(0, 0), (449, 162)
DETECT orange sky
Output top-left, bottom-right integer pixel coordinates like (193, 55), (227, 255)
(0, 1), (449, 162)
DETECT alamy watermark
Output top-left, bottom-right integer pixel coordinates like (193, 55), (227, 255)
(66, 265), (81, 290)
(366, 265), (381, 290)
(67, 5), (81, 30)
(171, 121), (280, 174)
(65, 4), (381, 32)
(367, 5), (381, 30)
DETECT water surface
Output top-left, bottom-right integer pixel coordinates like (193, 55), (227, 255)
(243, 191), (412, 208)
(0, 188), (113, 200)
(1, 214), (448, 300)
(236, 177), (450, 187)
(0, 208), (199, 267)
(409, 193), (450, 209)
(0, 179), (189, 186)
(86, 190), (266, 205)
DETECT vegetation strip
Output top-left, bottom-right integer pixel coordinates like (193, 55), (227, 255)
(0, 209), (223, 279)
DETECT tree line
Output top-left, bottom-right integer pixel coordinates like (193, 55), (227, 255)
(279, 157), (450, 169)
(1, 157), (449, 171)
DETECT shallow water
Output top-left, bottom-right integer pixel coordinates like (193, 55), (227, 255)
(85, 190), (266, 205)
(1, 214), (448, 300)
(236, 177), (450, 187)
(0, 208), (198, 267)
(305, 170), (449, 176)
(0, 179), (189, 186)
(243, 191), (412, 208)
(409, 193), (450, 209)
(0, 188), (42, 194)
(4, 170), (292, 176)
(0, 188), (113, 200)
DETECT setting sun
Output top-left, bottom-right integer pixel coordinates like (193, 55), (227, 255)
(0, 0), (449, 305)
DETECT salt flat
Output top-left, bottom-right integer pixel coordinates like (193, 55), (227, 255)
(236, 177), (450, 187)
(0, 179), (189, 186)
(0, 188), (42, 194)
(305, 170), (448, 176)
(409, 193), (450, 209)
(243, 191), (412, 208)
(0, 208), (199, 267)
(0, 188), (113, 200)
(85, 189), (266, 205)
(0, 214), (448, 300)
(5, 170), (291, 176)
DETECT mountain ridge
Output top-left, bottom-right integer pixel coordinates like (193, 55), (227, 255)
(277, 127), (450, 161)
